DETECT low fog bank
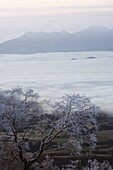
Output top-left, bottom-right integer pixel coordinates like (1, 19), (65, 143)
(0, 51), (113, 114)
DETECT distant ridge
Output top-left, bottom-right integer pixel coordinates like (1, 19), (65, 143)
(0, 26), (113, 54)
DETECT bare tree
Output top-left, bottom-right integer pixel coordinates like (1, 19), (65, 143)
(0, 87), (99, 170)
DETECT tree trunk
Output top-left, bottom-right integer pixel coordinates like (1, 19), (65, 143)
(23, 161), (31, 170)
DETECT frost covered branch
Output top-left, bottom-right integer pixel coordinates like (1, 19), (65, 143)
(0, 87), (100, 170)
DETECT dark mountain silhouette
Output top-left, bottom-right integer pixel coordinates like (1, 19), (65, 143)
(0, 26), (113, 54)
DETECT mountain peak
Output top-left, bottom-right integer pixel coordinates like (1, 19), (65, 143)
(0, 26), (112, 54)
(83, 25), (109, 32)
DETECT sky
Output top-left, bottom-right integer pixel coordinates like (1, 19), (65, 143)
(0, 0), (113, 42)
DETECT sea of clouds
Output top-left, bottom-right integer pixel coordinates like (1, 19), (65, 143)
(0, 51), (113, 113)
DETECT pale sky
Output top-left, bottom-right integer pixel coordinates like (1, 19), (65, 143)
(0, 0), (113, 42)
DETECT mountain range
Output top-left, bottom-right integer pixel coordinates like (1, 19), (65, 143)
(0, 26), (113, 54)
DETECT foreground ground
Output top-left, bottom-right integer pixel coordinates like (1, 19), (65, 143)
(23, 112), (113, 167)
